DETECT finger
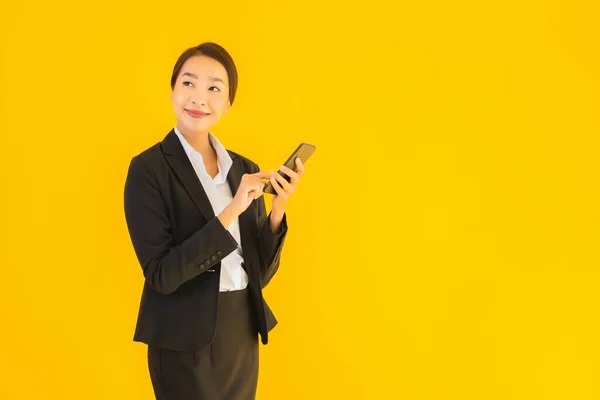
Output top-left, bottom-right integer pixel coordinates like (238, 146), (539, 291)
(278, 165), (299, 185)
(270, 174), (284, 196)
(243, 179), (265, 197)
(253, 171), (274, 180)
(273, 172), (294, 195)
(248, 176), (267, 189)
(254, 180), (265, 194)
(249, 188), (263, 200)
(248, 178), (265, 195)
(295, 157), (305, 177)
(244, 175), (267, 189)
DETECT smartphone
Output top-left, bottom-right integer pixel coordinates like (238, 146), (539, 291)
(263, 143), (316, 195)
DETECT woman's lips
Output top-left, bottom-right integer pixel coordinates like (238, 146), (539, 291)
(185, 109), (209, 118)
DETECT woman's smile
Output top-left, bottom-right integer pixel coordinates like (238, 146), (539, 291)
(185, 109), (210, 118)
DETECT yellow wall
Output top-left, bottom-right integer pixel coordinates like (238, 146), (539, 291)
(1, 0), (599, 399)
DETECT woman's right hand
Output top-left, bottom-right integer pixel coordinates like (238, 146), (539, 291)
(218, 171), (273, 228)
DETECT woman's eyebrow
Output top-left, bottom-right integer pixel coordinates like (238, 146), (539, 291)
(209, 77), (225, 84)
(182, 72), (224, 84)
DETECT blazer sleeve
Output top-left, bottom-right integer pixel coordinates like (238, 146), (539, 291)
(254, 163), (289, 288)
(124, 155), (239, 295)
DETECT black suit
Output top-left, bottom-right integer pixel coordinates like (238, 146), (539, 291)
(124, 128), (288, 352)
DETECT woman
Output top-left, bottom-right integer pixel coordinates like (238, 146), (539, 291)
(123, 42), (305, 400)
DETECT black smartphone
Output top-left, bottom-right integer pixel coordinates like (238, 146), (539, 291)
(263, 143), (316, 195)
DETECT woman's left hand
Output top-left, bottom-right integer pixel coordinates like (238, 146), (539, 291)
(269, 157), (305, 215)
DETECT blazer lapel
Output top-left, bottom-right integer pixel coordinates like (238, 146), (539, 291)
(160, 129), (216, 222)
(160, 128), (259, 276)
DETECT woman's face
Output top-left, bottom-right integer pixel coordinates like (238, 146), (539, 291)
(170, 55), (231, 134)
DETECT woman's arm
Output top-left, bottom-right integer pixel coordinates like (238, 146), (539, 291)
(124, 155), (239, 295)
(268, 210), (285, 234)
(253, 163), (289, 288)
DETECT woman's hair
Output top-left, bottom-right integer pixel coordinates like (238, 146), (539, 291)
(170, 42), (239, 105)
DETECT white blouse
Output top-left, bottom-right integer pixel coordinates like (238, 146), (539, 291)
(174, 126), (248, 292)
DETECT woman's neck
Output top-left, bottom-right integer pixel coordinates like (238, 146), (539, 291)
(177, 125), (215, 159)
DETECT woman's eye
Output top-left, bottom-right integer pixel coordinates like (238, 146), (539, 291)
(209, 86), (220, 92)
(183, 81), (193, 87)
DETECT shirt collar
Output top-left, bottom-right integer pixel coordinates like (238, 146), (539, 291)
(173, 126), (233, 185)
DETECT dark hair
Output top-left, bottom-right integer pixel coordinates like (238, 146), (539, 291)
(170, 42), (238, 105)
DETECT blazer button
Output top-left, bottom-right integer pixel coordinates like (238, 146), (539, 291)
(211, 255), (217, 261)
(217, 251), (223, 256)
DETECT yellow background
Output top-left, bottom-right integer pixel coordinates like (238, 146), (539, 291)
(1, 0), (599, 398)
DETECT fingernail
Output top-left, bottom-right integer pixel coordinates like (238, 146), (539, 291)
(279, 166), (285, 171)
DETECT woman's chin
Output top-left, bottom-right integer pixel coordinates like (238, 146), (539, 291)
(185, 119), (215, 133)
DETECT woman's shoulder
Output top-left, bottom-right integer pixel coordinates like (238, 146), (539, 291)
(133, 141), (162, 159)
(126, 142), (165, 178)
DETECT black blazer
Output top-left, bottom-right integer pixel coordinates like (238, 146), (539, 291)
(123, 128), (288, 352)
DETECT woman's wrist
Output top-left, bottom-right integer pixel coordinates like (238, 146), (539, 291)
(218, 205), (236, 228)
(268, 210), (284, 233)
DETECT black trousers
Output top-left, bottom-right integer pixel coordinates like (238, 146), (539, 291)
(148, 288), (259, 400)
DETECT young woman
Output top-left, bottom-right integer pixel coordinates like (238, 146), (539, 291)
(124, 42), (305, 400)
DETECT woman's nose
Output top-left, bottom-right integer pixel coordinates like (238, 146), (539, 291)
(192, 97), (206, 106)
